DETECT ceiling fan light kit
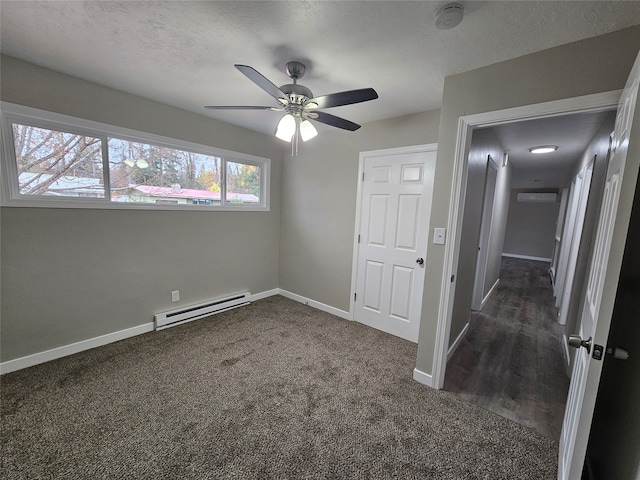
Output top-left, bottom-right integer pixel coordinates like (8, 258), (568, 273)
(275, 113), (296, 141)
(299, 119), (318, 141)
(124, 158), (149, 169)
(205, 61), (378, 156)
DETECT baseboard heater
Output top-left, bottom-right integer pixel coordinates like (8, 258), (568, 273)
(154, 292), (251, 330)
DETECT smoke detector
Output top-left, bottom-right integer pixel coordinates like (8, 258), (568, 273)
(435, 2), (464, 30)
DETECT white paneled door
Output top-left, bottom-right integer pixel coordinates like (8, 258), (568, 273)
(559, 51), (640, 479)
(353, 145), (436, 342)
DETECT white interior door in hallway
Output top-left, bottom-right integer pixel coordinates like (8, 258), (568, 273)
(353, 145), (436, 343)
(559, 51), (640, 480)
(471, 157), (498, 311)
(557, 161), (594, 326)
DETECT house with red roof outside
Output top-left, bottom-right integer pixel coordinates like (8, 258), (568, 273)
(117, 184), (259, 205)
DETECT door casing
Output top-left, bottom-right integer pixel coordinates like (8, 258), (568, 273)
(431, 90), (622, 391)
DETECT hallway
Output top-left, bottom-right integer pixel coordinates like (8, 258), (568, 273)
(444, 257), (570, 440)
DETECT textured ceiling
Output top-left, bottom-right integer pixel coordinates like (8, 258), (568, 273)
(0, 1), (638, 186)
(2, 1), (640, 136)
(490, 111), (614, 189)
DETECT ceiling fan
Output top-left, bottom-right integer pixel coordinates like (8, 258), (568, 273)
(205, 61), (378, 155)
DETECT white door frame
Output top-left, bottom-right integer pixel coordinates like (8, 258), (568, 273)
(350, 143), (438, 321)
(431, 90), (621, 390)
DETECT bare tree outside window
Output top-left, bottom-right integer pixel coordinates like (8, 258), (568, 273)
(7, 114), (267, 209)
(12, 124), (104, 197)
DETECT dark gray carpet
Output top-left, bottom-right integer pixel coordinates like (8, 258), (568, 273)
(1, 295), (557, 479)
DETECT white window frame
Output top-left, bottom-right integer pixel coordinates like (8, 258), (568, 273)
(0, 102), (270, 211)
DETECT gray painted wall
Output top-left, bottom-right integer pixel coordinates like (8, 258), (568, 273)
(0, 56), (283, 361)
(503, 189), (560, 260)
(448, 127), (508, 347)
(279, 111), (441, 312)
(415, 26), (640, 376)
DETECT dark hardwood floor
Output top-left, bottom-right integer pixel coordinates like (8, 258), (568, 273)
(444, 257), (570, 440)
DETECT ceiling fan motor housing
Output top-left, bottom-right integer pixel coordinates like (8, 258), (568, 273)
(281, 62), (313, 111)
(280, 83), (313, 106)
(285, 61), (306, 80)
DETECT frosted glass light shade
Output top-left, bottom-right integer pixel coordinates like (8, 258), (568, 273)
(529, 145), (558, 154)
(300, 120), (318, 142)
(275, 114), (296, 142)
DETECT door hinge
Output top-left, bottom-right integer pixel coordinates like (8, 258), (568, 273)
(450, 274), (455, 283)
(362, 172), (365, 181)
(358, 234), (361, 243)
(354, 292), (357, 301)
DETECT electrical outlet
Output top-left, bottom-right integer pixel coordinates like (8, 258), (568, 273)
(171, 290), (180, 302)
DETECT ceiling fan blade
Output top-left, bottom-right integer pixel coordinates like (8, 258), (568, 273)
(308, 111), (361, 131)
(306, 88), (378, 109)
(235, 64), (289, 102)
(205, 105), (283, 111)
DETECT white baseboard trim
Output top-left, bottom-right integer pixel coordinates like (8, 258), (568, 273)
(502, 253), (552, 262)
(278, 289), (352, 321)
(1, 288), (282, 375)
(480, 278), (500, 309)
(0, 323), (154, 375)
(250, 289), (280, 302)
(413, 368), (434, 388)
(447, 321), (470, 362)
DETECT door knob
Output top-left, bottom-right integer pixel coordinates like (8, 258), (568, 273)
(568, 335), (592, 353)
(416, 258), (424, 265)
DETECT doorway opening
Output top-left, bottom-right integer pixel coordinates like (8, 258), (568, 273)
(433, 96), (618, 440)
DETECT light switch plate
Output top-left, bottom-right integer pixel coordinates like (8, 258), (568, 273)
(433, 228), (446, 245)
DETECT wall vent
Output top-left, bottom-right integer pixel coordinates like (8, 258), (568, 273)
(154, 292), (251, 330)
(517, 192), (557, 203)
